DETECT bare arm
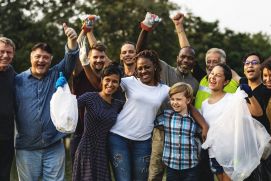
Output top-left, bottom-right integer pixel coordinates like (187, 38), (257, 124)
(231, 69), (241, 84)
(82, 64), (101, 90)
(172, 13), (190, 48)
(247, 96), (263, 117)
(136, 29), (148, 53)
(189, 104), (209, 141)
(267, 97), (271, 130)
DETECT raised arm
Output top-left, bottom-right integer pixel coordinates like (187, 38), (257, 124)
(172, 13), (190, 48)
(136, 12), (161, 53)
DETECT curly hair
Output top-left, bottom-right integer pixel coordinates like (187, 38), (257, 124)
(133, 50), (161, 85)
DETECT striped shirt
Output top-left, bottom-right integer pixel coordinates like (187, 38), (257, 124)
(155, 109), (200, 170)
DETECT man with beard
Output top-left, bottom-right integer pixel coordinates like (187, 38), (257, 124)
(0, 37), (16, 181)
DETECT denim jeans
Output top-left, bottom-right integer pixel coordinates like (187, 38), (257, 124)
(16, 140), (65, 181)
(108, 133), (151, 181)
(167, 166), (199, 181)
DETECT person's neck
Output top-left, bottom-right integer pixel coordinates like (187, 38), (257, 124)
(208, 90), (226, 104)
(99, 91), (112, 104)
(177, 108), (188, 116)
(248, 78), (262, 90)
(124, 63), (135, 76)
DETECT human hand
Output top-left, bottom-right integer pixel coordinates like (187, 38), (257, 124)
(63, 23), (78, 50)
(78, 35), (89, 66)
(81, 15), (100, 33)
(172, 12), (185, 26)
(240, 84), (253, 97)
(55, 72), (67, 88)
(140, 12), (161, 32)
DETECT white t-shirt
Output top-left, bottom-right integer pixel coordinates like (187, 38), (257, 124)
(201, 93), (232, 158)
(110, 76), (169, 141)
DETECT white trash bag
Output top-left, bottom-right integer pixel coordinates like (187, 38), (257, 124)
(202, 88), (271, 181)
(50, 83), (78, 133)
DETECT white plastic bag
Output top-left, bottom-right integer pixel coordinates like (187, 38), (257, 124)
(50, 84), (78, 133)
(202, 88), (271, 181)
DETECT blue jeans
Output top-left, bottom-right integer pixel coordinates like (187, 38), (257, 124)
(167, 166), (199, 181)
(108, 133), (151, 181)
(16, 140), (65, 181)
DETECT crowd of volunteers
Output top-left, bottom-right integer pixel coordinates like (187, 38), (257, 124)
(1, 11), (271, 181)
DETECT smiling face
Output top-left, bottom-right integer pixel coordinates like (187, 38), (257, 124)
(263, 67), (271, 89)
(206, 52), (223, 75)
(243, 55), (261, 82)
(176, 48), (195, 74)
(170, 92), (190, 114)
(136, 57), (156, 86)
(30, 48), (52, 79)
(89, 49), (106, 73)
(0, 42), (14, 71)
(208, 66), (229, 92)
(120, 43), (136, 66)
(101, 74), (120, 96)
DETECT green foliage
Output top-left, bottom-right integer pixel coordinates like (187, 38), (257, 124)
(1, 0), (271, 75)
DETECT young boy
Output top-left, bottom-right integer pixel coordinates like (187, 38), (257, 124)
(155, 82), (200, 181)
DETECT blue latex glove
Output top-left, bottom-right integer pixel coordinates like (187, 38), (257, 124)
(240, 83), (252, 97)
(55, 72), (67, 88)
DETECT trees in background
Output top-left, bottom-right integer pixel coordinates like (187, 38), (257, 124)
(1, 0), (271, 74)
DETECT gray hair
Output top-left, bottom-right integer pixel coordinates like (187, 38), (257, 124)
(0, 37), (16, 51)
(205, 48), (226, 63)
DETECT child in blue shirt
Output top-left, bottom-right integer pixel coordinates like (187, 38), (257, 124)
(155, 82), (202, 181)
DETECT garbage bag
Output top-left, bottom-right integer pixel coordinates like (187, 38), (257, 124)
(202, 88), (271, 181)
(50, 83), (78, 133)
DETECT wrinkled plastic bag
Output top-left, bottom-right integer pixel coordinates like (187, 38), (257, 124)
(202, 88), (271, 181)
(50, 83), (78, 133)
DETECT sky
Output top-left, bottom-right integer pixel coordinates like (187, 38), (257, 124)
(170, 0), (271, 36)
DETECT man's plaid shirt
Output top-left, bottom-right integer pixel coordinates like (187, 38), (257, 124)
(155, 109), (200, 170)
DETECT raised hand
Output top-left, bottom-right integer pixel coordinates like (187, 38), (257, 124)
(172, 12), (185, 26)
(81, 15), (100, 33)
(63, 23), (78, 50)
(140, 12), (161, 32)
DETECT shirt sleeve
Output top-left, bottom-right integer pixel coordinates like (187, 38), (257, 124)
(77, 92), (90, 109)
(55, 44), (79, 79)
(154, 113), (165, 127)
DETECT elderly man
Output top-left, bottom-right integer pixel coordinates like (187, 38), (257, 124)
(0, 37), (16, 181)
(14, 23), (78, 181)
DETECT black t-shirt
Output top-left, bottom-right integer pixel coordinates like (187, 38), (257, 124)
(0, 66), (16, 140)
(252, 83), (271, 133)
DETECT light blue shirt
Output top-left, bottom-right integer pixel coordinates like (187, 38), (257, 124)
(15, 47), (79, 150)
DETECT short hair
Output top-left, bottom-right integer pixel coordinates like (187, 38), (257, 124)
(169, 82), (193, 100)
(31, 43), (53, 54)
(121, 41), (136, 49)
(0, 37), (16, 51)
(242, 52), (263, 63)
(179, 46), (196, 56)
(134, 50), (161, 84)
(90, 41), (106, 52)
(101, 62), (123, 82)
(261, 56), (271, 71)
(214, 63), (232, 82)
(205, 48), (226, 63)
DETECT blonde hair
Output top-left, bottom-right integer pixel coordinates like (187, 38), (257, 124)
(169, 82), (193, 100)
(0, 37), (15, 51)
(205, 48), (226, 64)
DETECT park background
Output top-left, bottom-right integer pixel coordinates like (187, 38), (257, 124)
(1, 0), (271, 180)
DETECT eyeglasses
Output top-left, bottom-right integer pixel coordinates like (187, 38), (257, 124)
(243, 60), (260, 66)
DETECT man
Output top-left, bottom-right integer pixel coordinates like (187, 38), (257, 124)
(0, 37), (16, 181)
(14, 23), (78, 181)
(119, 41), (136, 76)
(194, 48), (240, 109)
(242, 52), (271, 181)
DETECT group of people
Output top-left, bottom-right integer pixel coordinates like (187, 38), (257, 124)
(1, 11), (271, 181)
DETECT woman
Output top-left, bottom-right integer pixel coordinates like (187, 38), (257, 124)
(108, 50), (169, 181)
(72, 64), (123, 181)
(201, 64), (270, 181)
